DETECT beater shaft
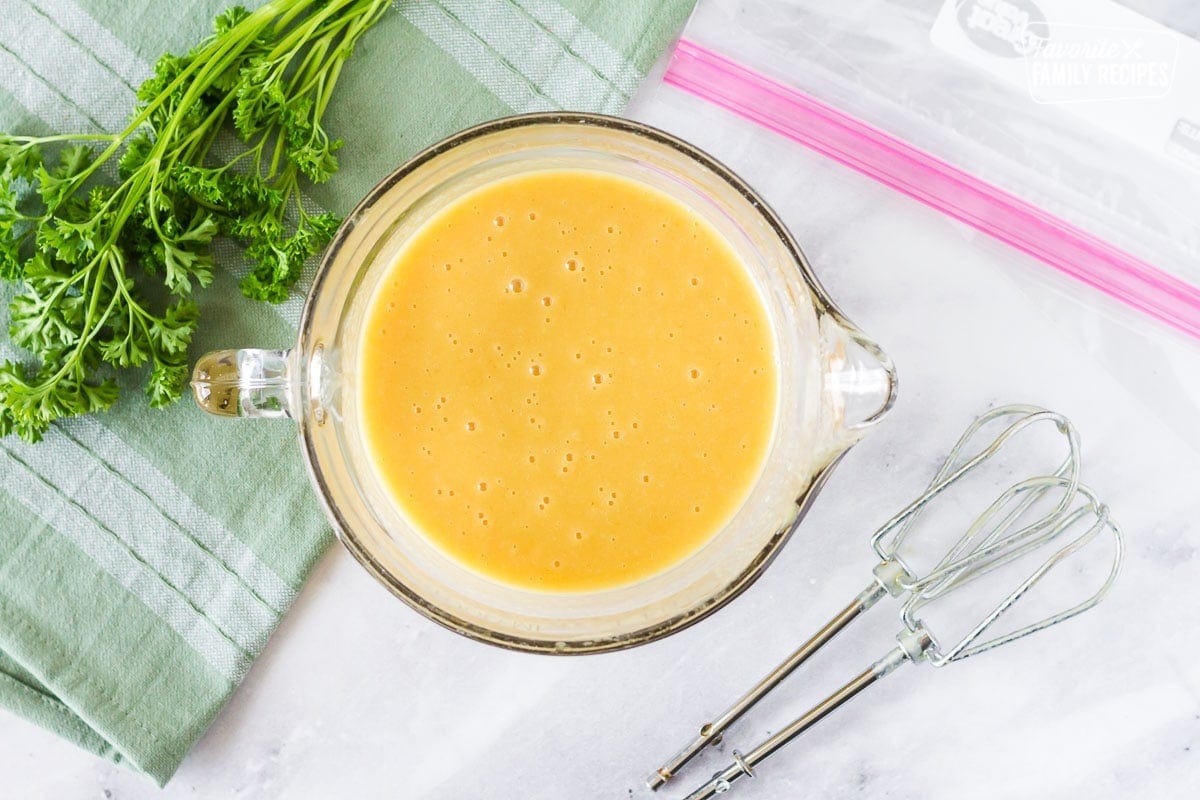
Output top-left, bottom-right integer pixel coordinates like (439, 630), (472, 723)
(681, 636), (926, 800)
(681, 633), (931, 800)
(646, 582), (888, 790)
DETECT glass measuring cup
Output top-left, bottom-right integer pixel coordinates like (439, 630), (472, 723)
(190, 113), (896, 654)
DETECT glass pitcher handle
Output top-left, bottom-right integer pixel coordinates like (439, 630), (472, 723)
(191, 349), (296, 419)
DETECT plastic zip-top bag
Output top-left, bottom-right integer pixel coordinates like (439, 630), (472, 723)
(646, 0), (1200, 341)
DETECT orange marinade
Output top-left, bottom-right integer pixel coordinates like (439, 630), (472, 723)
(359, 169), (777, 592)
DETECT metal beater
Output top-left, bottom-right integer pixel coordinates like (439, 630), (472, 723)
(647, 404), (1084, 790)
(680, 480), (1120, 799)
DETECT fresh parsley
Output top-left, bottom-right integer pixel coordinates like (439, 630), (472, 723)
(0, 0), (390, 441)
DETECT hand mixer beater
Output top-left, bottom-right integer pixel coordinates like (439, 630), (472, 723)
(645, 405), (1123, 797)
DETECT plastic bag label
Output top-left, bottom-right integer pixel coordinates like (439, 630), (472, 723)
(931, 0), (1200, 171)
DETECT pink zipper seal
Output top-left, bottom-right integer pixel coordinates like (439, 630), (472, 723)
(665, 38), (1200, 341)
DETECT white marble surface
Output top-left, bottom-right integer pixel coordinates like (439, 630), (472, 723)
(4, 62), (1200, 800)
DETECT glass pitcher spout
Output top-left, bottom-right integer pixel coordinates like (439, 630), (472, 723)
(818, 313), (897, 455)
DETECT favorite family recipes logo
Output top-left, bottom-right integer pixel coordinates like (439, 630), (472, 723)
(954, 0), (1179, 103)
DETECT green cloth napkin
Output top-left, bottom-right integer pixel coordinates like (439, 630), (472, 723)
(0, 0), (694, 784)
